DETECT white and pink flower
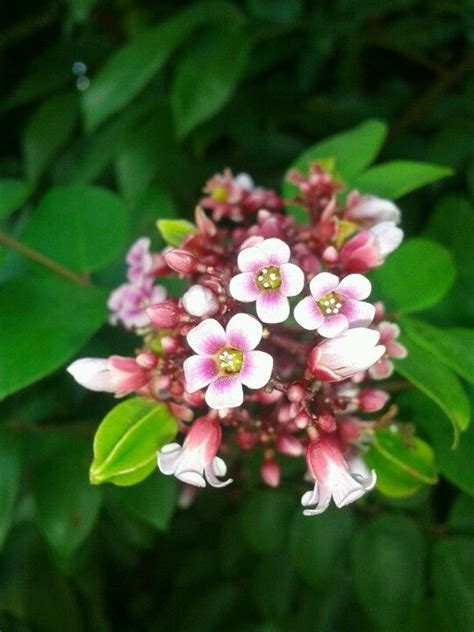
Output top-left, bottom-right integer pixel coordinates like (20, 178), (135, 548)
(369, 321), (408, 379)
(344, 193), (401, 228)
(302, 434), (376, 515)
(307, 328), (385, 382)
(108, 279), (167, 330)
(294, 272), (375, 337)
(158, 416), (231, 488)
(67, 354), (154, 397)
(183, 313), (273, 409)
(126, 237), (154, 282)
(229, 238), (304, 323)
(340, 221), (403, 272)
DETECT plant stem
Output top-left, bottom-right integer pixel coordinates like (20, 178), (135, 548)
(0, 230), (90, 286)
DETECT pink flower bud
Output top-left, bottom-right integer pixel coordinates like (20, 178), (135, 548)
(195, 206), (217, 237)
(295, 410), (310, 429)
(287, 383), (305, 403)
(275, 433), (303, 457)
(135, 352), (158, 370)
(322, 246), (338, 264)
(358, 388), (389, 412)
(182, 284), (219, 318)
(146, 300), (179, 328)
(236, 428), (258, 450)
(261, 456), (280, 488)
(317, 414), (336, 433)
(165, 249), (198, 274)
(161, 335), (180, 354)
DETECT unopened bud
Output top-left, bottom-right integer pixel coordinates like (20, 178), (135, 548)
(317, 414), (336, 433)
(195, 206), (217, 237)
(275, 433), (303, 457)
(165, 249), (198, 274)
(295, 410), (310, 429)
(236, 428), (258, 450)
(161, 335), (179, 354)
(287, 383), (305, 403)
(260, 455), (280, 488)
(135, 352), (157, 370)
(359, 388), (389, 412)
(146, 300), (179, 328)
(322, 246), (338, 264)
(182, 284), (219, 318)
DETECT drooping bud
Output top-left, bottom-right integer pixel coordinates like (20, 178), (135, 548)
(165, 249), (198, 274)
(261, 454), (281, 487)
(146, 300), (180, 328)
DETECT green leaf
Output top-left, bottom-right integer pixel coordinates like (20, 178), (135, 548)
(401, 317), (474, 384)
(171, 24), (250, 139)
(90, 398), (178, 486)
(32, 435), (102, 558)
(115, 471), (177, 530)
(365, 427), (438, 498)
(20, 185), (129, 274)
(253, 552), (296, 622)
(352, 160), (452, 199)
(0, 179), (31, 221)
(240, 490), (295, 554)
(290, 506), (354, 590)
(0, 274), (107, 400)
(371, 238), (456, 313)
(81, 1), (242, 132)
(157, 219), (196, 247)
(432, 537), (474, 630)
(23, 92), (79, 181)
(352, 514), (425, 632)
(0, 429), (21, 549)
(394, 335), (470, 442)
(449, 494), (474, 535)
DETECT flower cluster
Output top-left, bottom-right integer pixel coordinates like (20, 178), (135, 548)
(68, 166), (407, 516)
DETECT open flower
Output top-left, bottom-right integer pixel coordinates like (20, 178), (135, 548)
(344, 193), (401, 228)
(67, 355), (153, 397)
(126, 237), (154, 282)
(183, 313), (273, 409)
(158, 416), (232, 488)
(108, 279), (167, 330)
(307, 328), (385, 381)
(229, 238), (304, 323)
(294, 272), (375, 337)
(302, 434), (376, 515)
(340, 221), (403, 272)
(369, 321), (408, 379)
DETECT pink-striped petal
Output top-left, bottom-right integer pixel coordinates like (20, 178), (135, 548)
(309, 272), (340, 300)
(337, 273), (372, 300)
(294, 296), (324, 330)
(240, 350), (273, 389)
(259, 238), (290, 265)
(229, 272), (260, 302)
(186, 319), (226, 355)
(183, 355), (219, 392)
(237, 246), (269, 272)
(342, 299), (375, 327)
(256, 291), (290, 323)
(317, 314), (349, 338)
(205, 376), (243, 409)
(226, 313), (262, 351)
(280, 262), (305, 297)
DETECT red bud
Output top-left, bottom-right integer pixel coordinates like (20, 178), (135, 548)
(165, 249), (198, 274)
(146, 300), (179, 328)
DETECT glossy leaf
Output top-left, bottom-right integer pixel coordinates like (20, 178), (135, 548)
(0, 274), (107, 400)
(0, 429), (21, 549)
(157, 219), (195, 247)
(115, 471), (177, 530)
(90, 398), (178, 486)
(352, 514), (425, 632)
(240, 490), (295, 554)
(20, 185), (129, 274)
(0, 179), (31, 221)
(365, 427), (438, 497)
(352, 160), (452, 199)
(371, 238), (455, 314)
(449, 494), (474, 535)
(253, 552), (296, 622)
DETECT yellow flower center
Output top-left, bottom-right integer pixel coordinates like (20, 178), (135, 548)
(317, 291), (343, 316)
(211, 185), (228, 202)
(256, 265), (282, 291)
(216, 347), (244, 375)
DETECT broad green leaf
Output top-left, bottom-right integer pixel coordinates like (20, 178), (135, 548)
(247, 0), (303, 23)
(0, 179), (31, 221)
(371, 238), (455, 313)
(157, 219), (196, 247)
(352, 160), (452, 199)
(90, 398), (178, 486)
(432, 538), (474, 630)
(394, 335), (470, 441)
(23, 92), (79, 181)
(365, 427), (438, 498)
(352, 514), (425, 632)
(171, 24), (250, 139)
(32, 436), (102, 558)
(253, 552), (296, 622)
(81, 1), (242, 131)
(449, 494), (474, 535)
(0, 429), (21, 549)
(115, 471), (177, 530)
(0, 274), (107, 400)
(401, 317), (474, 384)
(20, 185), (129, 274)
(290, 506), (354, 590)
(240, 490), (295, 554)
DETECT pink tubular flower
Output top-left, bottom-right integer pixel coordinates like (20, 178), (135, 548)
(126, 237), (154, 282)
(229, 238), (304, 323)
(340, 221), (403, 272)
(294, 272), (375, 337)
(158, 416), (232, 488)
(183, 313), (273, 409)
(369, 321), (408, 379)
(307, 328), (385, 382)
(108, 279), (167, 330)
(67, 355), (151, 397)
(302, 434), (376, 515)
(344, 193), (401, 228)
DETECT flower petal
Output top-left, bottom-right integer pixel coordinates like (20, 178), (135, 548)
(205, 376), (243, 409)
(237, 246), (269, 272)
(337, 273), (372, 300)
(205, 458), (233, 488)
(369, 357), (394, 380)
(342, 299), (375, 327)
(259, 238), (291, 265)
(186, 319), (226, 355)
(226, 313), (263, 350)
(317, 314), (349, 338)
(280, 263), (305, 297)
(294, 296), (324, 330)
(183, 355), (219, 392)
(67, 358), (113, 392)
(157, 443), (182, 475)
(256, 291), (290, 323)
(176, 471), (206, 487)
(309, 272), (340, 299)
(240, 350), (273, 389)
(229, 272), (260, 302)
